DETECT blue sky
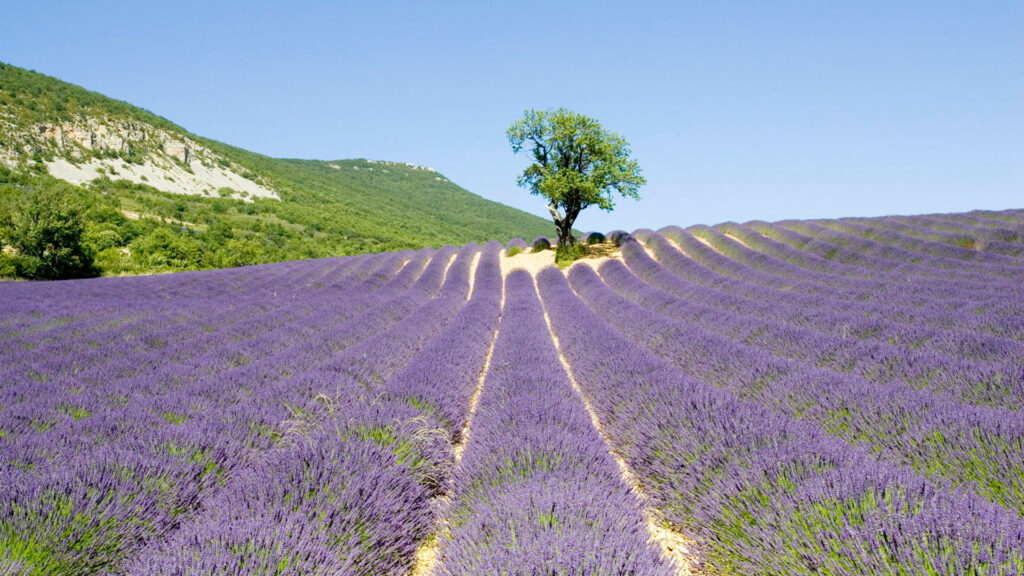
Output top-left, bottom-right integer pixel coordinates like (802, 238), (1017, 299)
(2, 1), (1021, 232)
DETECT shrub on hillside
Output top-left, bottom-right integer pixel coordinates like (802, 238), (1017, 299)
(506, 238), (527, 257)
(0, 186), (98, 279)
(555, 241), (587, 267)
(87, 228), (123, 252)
(222, 238), (266, 267)
(94, 247), (132, 274)
(130, 227), (204, 270)
(581, 232), (605, 245)
(607, 230), (632, 246)
(531, 236), (551, 252)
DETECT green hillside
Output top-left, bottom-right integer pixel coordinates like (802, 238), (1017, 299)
(0, 63), (553, 276)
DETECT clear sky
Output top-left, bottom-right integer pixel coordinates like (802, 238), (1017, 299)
(2, 1), (1021, 232)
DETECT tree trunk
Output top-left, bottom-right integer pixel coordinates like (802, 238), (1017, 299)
(549, 201), (579, 252)
(556, 219), (575, 249)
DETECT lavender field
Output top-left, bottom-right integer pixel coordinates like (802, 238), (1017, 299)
(3, 209), (1024, 575)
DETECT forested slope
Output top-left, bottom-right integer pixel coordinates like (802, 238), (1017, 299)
(0, 62), (552, 276)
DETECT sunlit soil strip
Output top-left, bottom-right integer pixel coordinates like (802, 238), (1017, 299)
(689, 233), (717, 251)
(465, 250), (482, 299)
(410, 267), (505, 576)
(533, 272), (698, 576)
(655, 231), (719, 270)
(439, 251), (457, 286)
(720, 231), (753, 249)
(392, 254), (412, 276)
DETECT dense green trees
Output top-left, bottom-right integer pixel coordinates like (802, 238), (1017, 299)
(0, 186), (98, 279)
(0, 163), (556, 279)
(507, 108), (645, 255)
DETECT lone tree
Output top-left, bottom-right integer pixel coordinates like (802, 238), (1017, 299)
(507, 108), (645, 252)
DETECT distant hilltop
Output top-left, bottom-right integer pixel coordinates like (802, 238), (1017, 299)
(336, 159), (445, 181)
(356, 159), (437, 172)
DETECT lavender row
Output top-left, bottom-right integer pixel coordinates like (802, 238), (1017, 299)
(770, 217), (985, 277)
(930, 209), (1024, 238)
(131, 243), (498, 575)
(674, 224), (1024, 313)
(0, 260), (397, 453)
(0, 253), (350, 334)
(583, 258), (1024, 518)
(641, 229), (1024, 360)
(889, 214), (1024, 256)
(2, 251), (381, 349)
(381, 241), (504, 443)
(745, 219), (1024, 332)
(638, 229), (1024, 381)
(621, 239), (1024, 411)
(0, 253), (392, 381)
(6, 251), (392, 364)
(719, 220), (1024, 300)
(688, 223), (1024, 334)
(819, 217), (1024, 273)
(784, 217), (1021, 279)
(747, 218), (1020, 296)
(0, 249), (451, 573)
(0, 250), (420, 456)
(715, 221), (1024, 349)
(838, 216), (1024, 265)
(435, 270), (671, 575)
(537, 266), (1024, 575)
(659, 224), (1023, 325)
(0, 250), (415, 414)
(0, 249), (426, 573)
(0, 252), (369, 351)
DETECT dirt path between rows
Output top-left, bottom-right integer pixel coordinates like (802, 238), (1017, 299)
(498, 243), (622, 277)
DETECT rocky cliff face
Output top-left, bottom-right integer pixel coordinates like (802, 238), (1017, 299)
(32, 117), (196, 162)
(2, 114), (277, 201)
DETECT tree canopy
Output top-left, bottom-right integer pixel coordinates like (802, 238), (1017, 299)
(0, 186), (98, 280)
(507, 108), (645, 251)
